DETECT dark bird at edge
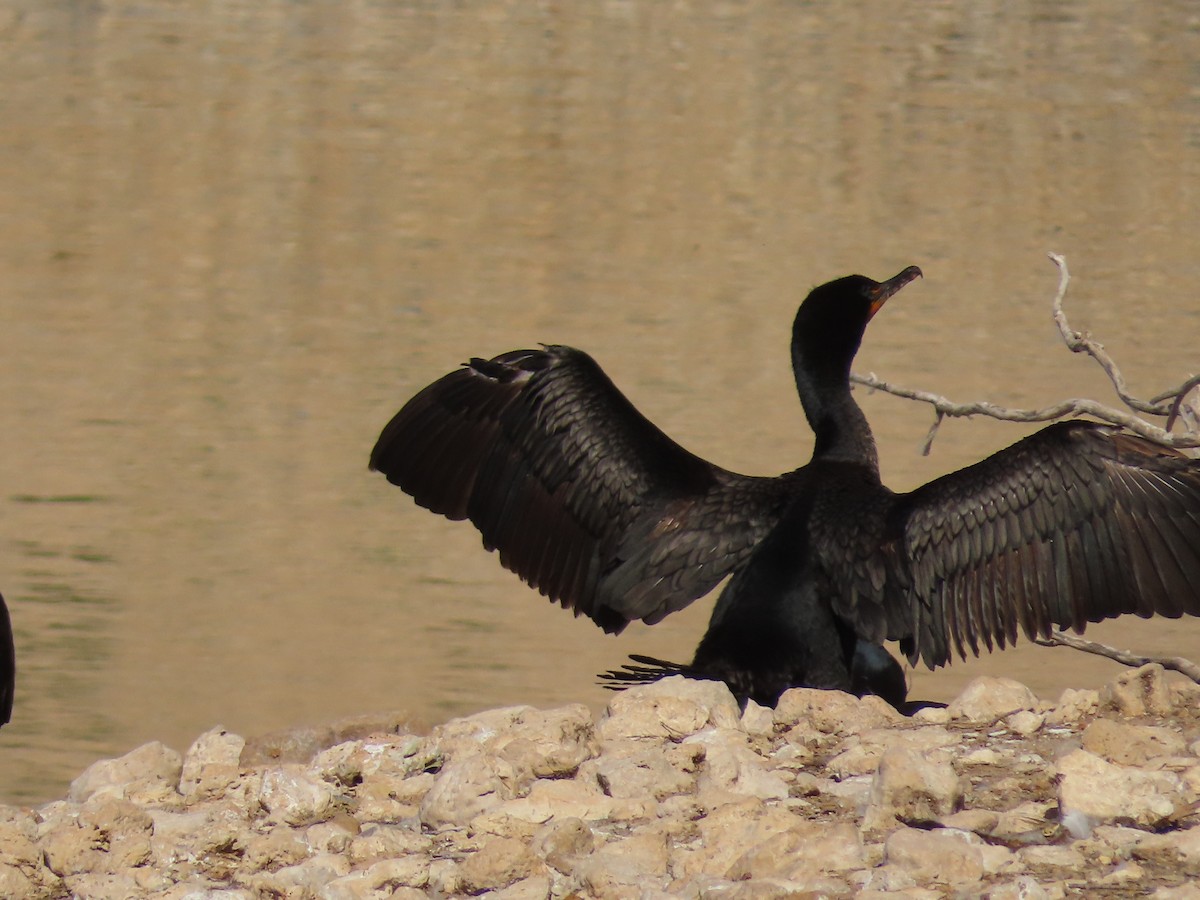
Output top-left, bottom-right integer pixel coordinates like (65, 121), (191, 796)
(369, 267), (1200, 711)
(0, 594), (13, 727)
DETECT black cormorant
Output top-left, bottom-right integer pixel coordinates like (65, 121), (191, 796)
(370, 267), (1200, 710)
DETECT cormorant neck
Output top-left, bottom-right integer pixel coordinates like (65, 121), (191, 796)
(792, 344), (879, 472)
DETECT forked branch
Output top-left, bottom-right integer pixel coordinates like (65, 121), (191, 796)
(851, 253), (1200, 455)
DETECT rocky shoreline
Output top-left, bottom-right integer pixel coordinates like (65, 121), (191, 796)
(3, 664), (1200, 898)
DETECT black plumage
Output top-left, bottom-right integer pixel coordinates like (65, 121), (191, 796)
(0, 594), (13, 727)
(370, 267), (1200, 710)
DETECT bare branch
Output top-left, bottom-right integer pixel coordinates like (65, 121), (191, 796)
(851, 253), (1200, 454)
(1033, 630), (1200, 684)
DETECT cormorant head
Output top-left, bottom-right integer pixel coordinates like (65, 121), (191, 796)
(792, 266), (923, 378)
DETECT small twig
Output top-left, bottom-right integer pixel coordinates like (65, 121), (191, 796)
(1033, 630), (1200, 684)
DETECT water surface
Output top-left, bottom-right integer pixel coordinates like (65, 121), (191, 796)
(2, 1), (1200, 804)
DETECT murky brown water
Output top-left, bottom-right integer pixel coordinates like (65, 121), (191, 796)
(2, 1), (1200, 805)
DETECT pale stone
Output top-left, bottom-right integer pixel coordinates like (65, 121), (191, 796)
(487, 875), (553, 899)
(1100, 664), (1174, 717)
(68, 741), (182, 804)
(573, 830), (670, 897)
(1018, 844), (1087, 873)
(827, 726), (959, 779)
(1081, 717), (1186, 766)
(346, 823), (431, 866)
(861, 747), (963, 835)
(673, 801), (812, 881)
(685, 728), (789, 801)
(725, 821), (863, 881)
(911, 705), (951, 725)
(318, 856), (431, 900)
(0, 860), (60, 900)
(1006, 710), (1045, 736)
(947, 676), (1038, 723)
(1045, 687), (1099, 725)
(148, 803), (248, 878)
(418, 751), (524, 828)
(578, 740), (703, 800)
(457, 835), (544, 893)
(1132, 825), (1200, 875)
(310, 734), (430, 786)
(259, 764), (338, 826)
(60, 872), (146, 900)
(486, 704), (599, 779)
(250, 852), (351, 897)
(351, 770), (433, 823)
(180, 726), (246, 802)
(1057, 748), (1181, 830)
(305, 817), (359, 854)
(884, 827), (984, 887)
(600, 686), (715, 741)
(1154, 884), (1200, 900)
(985, 876), (1052, 900)
(739, 699), (775, 737)
(531, 816), (595, 874)
(241, 826), (308, 873)
(774, 688), (903, 735)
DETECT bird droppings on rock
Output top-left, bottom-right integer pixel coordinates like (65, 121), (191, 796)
(4, 664), (1200, 898)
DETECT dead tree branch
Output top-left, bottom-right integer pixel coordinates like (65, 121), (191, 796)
(850, 253), (1200, 455)
(1033, 630), (1200, 685)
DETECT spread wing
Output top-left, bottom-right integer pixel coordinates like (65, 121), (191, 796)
(370, 346), (798, 632)
(873, 421), (1200, 669)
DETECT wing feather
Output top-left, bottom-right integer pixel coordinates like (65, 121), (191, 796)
(876, 421), (1200, 668)
(370, 346), (795, 632)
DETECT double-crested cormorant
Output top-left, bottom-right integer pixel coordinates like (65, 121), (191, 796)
(369, 267), (1200, 710)
(0, 594), (13, 726)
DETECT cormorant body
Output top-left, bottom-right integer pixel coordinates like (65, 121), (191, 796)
(370, 267), (1200, 710)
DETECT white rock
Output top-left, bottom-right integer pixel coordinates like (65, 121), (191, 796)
(883, 827), (984, 888)
(947, 676), (1038, 723)
(68, 742), (182, 804)
(259, 765), (338, 826)
(1100, 664), (1174, 717)
(180, 727), (246, 802)
(1057, 748), (1182, 831)
(862, 747), (963, 836)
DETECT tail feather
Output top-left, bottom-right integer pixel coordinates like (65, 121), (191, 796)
(597, 654), (708, 690)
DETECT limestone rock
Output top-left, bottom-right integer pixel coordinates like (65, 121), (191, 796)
(419, 750), (526, 828)
(572, 830), (670, 898)
(725, 820), (863, 881)
(1045, 686), (1099, 725)
(457, 835), (544, 893)
(1081, 717), (1186, 766)
(532, 816), (595, 873)
(861, 747), (963, 835)
(180, 726), (247, 802)
(1057, 748), (1182, 832)
(1132, 825), (1200, 875)
(947, 676), (1038, 723)
(1100, 664), (1174, 717)
(68, 742), (182, 804)
(578, 740), (703, 801)
(685, 728), (788, 801)
(259, 764), (339, 826)
(774, 687), (903, 735)
(600, 677), (740, 740)
(883, 827), (985, 888)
